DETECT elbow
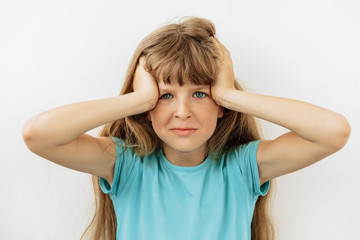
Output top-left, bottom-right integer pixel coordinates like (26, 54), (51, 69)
(22, 117), (42, 153)
(330, 115), (351, 151)
(22, 118), (34, 143)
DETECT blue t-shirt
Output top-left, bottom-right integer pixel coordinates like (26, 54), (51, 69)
(99, 137), (270, 240)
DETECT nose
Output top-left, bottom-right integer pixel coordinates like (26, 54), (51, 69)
(175, 98), (192, 120)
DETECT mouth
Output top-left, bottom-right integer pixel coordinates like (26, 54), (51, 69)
(170, 128), (197, 136)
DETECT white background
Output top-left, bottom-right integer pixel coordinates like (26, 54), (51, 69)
(1, 0), (359, 239)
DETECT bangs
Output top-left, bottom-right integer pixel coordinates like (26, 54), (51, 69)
(146, 37), (218, 86)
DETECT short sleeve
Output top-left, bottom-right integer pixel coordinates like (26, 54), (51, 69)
(233, 140), (270, 198)
(99, 137), (135, 195)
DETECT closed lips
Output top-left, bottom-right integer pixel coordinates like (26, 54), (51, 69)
(170, 128), (197, 136)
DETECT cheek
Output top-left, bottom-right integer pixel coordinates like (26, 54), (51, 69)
(148, 105), (168, 126)
(198, 104), (220, 124)
(201, 101), (220, 115)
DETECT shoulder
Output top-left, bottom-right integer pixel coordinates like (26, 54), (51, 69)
(223, 140), (261, 169)
(112, 137), (136, 154)
(225, 140), (262, 176)
(231, 140), (262, 158)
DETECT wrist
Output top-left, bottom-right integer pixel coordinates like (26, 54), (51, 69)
(127, 92), (158, 113)
(146, 96), (159, 111)
(212, 88), (236, 107)
(142, 93), (158, 111)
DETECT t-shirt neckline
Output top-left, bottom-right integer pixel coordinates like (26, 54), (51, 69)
(160, 149), (211, 172)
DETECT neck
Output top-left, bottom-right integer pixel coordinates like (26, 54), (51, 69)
(162, 144), (207, 167)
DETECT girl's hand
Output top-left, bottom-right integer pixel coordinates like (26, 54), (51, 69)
(133, 56), (159, 109)
(211, 37), (237, 105)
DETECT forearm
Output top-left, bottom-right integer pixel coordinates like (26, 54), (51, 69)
(218, 89), (350, 147)
(22, 92), (156, 147)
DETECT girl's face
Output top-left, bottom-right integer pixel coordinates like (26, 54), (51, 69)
(147, 79), (223, 156)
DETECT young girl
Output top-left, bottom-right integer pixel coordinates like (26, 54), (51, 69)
(22, 17), (351, 240)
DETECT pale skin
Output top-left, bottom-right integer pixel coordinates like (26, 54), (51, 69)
(146, 80), (223, 167)
(22, 57), (159, 185)
(211, 36), (351, 185)
(22, 37), (351, 187)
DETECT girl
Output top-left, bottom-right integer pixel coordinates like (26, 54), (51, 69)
(22, 17), (351, 240)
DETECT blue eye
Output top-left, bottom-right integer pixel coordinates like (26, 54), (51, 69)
(160, 93), (172, 99)
(194, 92), (206, 98)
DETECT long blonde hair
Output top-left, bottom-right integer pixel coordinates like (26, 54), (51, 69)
(81, 16), (278, 240)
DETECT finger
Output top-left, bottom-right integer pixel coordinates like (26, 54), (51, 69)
(212, 37), (226, 62)
(138, 56), (145, 67)
(212, 36), (223, 52)
(213, 36), (230, 55)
